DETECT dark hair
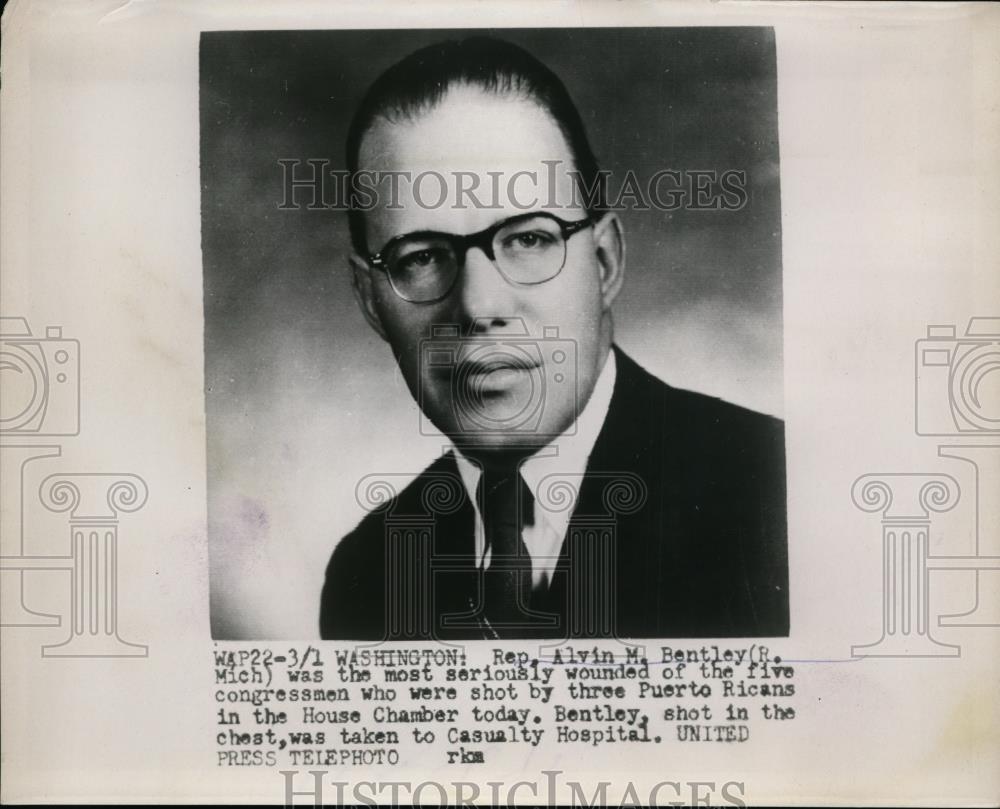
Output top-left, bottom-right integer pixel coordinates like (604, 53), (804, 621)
(345, 36), (605, 254)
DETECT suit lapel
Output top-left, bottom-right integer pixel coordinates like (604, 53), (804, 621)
(544, 346), (675, 635)
(423, 453), (483, 636)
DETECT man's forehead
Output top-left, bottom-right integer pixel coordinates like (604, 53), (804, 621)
(357, 85), (574, 175)
(356, 85), (584, 238)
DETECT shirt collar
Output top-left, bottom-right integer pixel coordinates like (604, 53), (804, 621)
(452, 349), (617, 539)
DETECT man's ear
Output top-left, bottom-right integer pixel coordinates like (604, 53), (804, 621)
(349, 253), (389, 342)
(592, 211), (626, 310)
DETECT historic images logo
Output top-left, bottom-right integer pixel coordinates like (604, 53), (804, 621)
(0, 316), (149, 657)
(278, 160), (749, 214)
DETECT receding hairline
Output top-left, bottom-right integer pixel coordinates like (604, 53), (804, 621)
(354, 81), (577, 169)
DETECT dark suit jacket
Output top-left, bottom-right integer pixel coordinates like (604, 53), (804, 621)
(320, 347), (788, 640)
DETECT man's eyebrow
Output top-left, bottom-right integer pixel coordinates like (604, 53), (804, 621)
(389, 226), (456, 240)
(387, 212), (548, 244)
(382, 219), (492, 245)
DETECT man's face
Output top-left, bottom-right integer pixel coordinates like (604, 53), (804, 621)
(351, 85), (624, 454)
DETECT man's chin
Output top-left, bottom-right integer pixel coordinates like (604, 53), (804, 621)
(441, 415), (576, 460)
(447, 430), (548, 456)
(424, 400), (576, 457)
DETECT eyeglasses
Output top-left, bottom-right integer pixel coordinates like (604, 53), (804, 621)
(366, 211), (597, 304)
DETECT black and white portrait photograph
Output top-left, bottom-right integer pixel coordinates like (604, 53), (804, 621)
(4, 2), (999, 805)
(201, 28), (787, 641)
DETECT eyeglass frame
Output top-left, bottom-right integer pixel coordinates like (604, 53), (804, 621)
(364, 210), (600, 304)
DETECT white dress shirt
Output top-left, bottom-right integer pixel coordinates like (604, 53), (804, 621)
(452, 350), (617, 589)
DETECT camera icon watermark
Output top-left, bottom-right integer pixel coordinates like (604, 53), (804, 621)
(0, 317), (80, 436)
(852, 314), (1000, 660)
(418, 319), (578, 441)
(915, 317), (1000, 436)
(1, 316), (148, 658)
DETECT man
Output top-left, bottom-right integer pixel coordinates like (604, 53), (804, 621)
(320, 37), (788, 640)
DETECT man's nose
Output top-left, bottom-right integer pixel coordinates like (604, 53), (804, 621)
(453, 246), (520, 329)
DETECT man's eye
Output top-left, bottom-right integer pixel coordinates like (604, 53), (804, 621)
(410, 250), (436, 266)
(506, 231), (553, 250)
(398, 248), (447, 272)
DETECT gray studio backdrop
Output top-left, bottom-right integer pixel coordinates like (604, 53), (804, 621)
(200, 28), (783, 638)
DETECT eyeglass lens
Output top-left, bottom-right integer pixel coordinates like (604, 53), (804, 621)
(385, 215), (569, 302)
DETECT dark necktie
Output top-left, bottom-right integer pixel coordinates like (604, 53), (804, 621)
(478, 465), (536, 633)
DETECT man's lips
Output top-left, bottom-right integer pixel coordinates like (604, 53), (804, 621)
(451, 356), (542, 395)
(461, 357), (540, 375)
